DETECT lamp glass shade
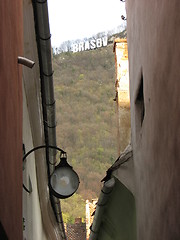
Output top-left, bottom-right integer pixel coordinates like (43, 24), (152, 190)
(50, 166), (79, 199)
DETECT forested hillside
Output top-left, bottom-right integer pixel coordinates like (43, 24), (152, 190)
(52, 44), (129, 222)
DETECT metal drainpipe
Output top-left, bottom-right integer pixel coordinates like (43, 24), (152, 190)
(32, 0), (66, 239)
(89, 178), (115, 240)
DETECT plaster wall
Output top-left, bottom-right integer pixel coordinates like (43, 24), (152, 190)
(0, 1), (23, 239)
(126, 1), (180, 239)
(23, 85), (47, 240)
(22, 2), (48, 238)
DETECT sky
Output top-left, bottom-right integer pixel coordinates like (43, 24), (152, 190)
(47, 0), (126, 47)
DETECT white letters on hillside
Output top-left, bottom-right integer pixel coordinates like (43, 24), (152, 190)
(96, 38), (102, 48)
(84, 41), (90, 51)
(72, 36), (108, 53)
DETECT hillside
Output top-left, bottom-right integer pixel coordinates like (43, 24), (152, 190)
(52, 44), (130, 222)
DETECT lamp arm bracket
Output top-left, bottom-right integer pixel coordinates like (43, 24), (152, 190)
(23, 145), (66, 162)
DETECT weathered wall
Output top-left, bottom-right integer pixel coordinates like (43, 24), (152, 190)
(0, 1), (23, 239)
(126, 1), (180, 239)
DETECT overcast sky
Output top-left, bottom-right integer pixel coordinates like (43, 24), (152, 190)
(47, 0), (126, 47)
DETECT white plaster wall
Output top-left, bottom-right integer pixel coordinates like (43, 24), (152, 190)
(23, 85), (47, 240)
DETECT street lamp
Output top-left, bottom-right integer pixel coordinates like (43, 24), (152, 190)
(23, 145), (80, 199)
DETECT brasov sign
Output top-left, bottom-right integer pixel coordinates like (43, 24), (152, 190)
(72, 36), (108, 53)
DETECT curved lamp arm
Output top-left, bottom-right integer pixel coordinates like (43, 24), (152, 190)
(23, 145), (66, 162)
(23, 145), (65, 193)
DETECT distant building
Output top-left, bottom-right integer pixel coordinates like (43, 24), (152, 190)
(113, 38), (131, 155)
(86, 199), (98, 239)
(65, 218), (86, 240)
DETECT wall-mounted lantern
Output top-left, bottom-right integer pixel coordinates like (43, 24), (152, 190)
(23, 145), (80, 199)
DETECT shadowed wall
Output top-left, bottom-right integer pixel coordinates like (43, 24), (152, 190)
(0, 1), (23, 239)
(126, 1), (180, 239)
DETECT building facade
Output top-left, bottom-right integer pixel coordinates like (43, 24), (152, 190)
(113, 38), (131, 155)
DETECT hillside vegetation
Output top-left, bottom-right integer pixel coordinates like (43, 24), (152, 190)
(53, 44), (130, 222)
